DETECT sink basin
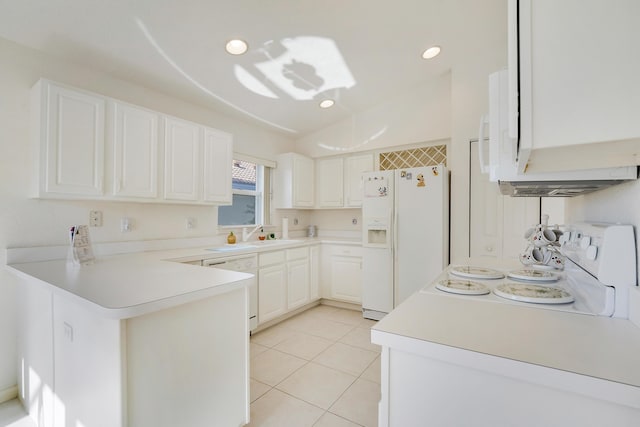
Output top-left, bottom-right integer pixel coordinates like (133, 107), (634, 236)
(206, 240), (301, 252)
(252, 239), (301, 246)
(207, 244), (257, 252)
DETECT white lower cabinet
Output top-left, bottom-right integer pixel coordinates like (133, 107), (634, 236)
(286, 247), (310, 311)
(321, 244), (363, 304)
(309, 245), (320, 300)
(258, 251), (288, 323)
(258, 246), (317, 325)
(20, 276), (249, 427)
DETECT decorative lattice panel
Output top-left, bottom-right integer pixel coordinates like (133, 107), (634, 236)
(379, 145), (447, 170)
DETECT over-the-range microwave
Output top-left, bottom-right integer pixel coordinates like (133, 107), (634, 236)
(479, 70), (637, 197)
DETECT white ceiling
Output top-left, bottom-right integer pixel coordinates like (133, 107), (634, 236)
(0, 0), (503, 137)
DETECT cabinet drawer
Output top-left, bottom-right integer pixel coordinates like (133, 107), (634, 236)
(259, 250), (286, 267)
(324, 244), (363, 257)
(286, 247), (308, 261)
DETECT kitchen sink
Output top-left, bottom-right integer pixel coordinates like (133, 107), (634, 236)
(206, 239), (301, 252)
(207, 244), (258, 252)
(251, 239), (301, 246)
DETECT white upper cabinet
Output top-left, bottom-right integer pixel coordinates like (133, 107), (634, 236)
(512, 0), (640, 172)
(112, 101), (158, 199)
(273, 152), (315, 209)
(315, 153), (374, 208)
(163, 117), (201, 202)
(32, 80), (105, 197)
(344, 154), (374, 207)
(31, 79), (233, 204)
(163, 118), (233, 204)
(202, 128), (233, 204)
(316, 157), (344, 207)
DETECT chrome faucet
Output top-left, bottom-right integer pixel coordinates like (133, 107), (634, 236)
(242, 224), (262, 242)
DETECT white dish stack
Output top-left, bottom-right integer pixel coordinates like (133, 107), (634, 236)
(519, 215), (564, 270)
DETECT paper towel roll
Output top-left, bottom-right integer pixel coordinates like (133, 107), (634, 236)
(282, 218), (289, 239)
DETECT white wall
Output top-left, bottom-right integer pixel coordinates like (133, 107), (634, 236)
(0, 37), (294, 394)
(296, 0), (508, 262)
(295, 72), (452, 157)
(565, 179), (640, 285)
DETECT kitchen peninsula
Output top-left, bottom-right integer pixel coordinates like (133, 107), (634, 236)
(8, 249), (253, 427)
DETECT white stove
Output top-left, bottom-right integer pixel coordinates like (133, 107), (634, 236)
(422, 223), (637, 317)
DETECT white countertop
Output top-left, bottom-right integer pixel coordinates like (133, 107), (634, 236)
(8, 251), (253, 319)
(6, 237), (361, 320)
(373, 291), (640, 388)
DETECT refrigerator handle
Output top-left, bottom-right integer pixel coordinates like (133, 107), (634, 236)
(391, 206), (397, 257)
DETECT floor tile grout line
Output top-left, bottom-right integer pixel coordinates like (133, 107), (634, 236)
(249, 307), (379, 426)
(268, 367), (365, 426)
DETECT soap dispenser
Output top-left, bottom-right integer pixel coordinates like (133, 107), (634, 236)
(227, 231), (236, 244)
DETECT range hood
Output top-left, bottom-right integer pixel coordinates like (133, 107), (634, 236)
(499, 172), (638, 197)
(480, 70), (638, 197)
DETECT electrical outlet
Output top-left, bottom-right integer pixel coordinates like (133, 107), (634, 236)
(63, 322), (74, 342)
(89, 210), (103, 227)
(186, 218), (197, 229)
(121, 217), (132, 233)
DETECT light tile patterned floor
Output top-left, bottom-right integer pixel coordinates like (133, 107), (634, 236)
(248, 305), (380, 427)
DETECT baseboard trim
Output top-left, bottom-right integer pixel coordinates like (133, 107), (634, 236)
(251, 299), (362, 335)
(252, 300), (321, 334)
(319, 299), (361, 312)
(0, 385), (18, 404)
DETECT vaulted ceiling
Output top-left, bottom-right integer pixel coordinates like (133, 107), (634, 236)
(0, 0), (505, 137)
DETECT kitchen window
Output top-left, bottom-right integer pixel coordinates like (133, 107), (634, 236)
(218, 157), (270, 226)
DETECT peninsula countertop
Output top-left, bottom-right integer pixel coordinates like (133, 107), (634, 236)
(7, 250), (254, 319)
(6, 236), (362, 320)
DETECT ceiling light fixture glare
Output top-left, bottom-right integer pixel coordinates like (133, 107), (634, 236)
(422, 45), (441, 59)
(319, 99), (335, 109)
(226, 39), (248, 55)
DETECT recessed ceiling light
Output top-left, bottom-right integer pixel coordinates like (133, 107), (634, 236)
(226, 39), (248, 55)
(319, 99), (335, 109)
(422, 45), (441, 59)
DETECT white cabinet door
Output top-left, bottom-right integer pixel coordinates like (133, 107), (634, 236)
(330, 254), (362, 304)
(292, 154), (314, 207)
(309, 245), (320, 300)
(164, 117), (201, 201)
(37, 81), (105, 196)
(112, 102), (158, 199)
(203, 127), (233, 204)
(258, 264), (287, 323)
(316, 157), (344, 207)
(345, 154), (374, 207)
(287, 258), (310, 310)
(274, 152), (315, 209)
(514, 0), (640, 172)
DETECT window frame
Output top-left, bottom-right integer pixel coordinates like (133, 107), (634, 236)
(218, 155), (272, 227)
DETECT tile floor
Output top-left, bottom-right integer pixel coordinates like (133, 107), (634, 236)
(0, 305), (380, 427)
(0, 398), (35, 427)
(248, 305), (380, 427)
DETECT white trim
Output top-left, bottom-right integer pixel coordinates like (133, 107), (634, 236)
(234, 152), (276, 168)
(0, 385), (18, 404)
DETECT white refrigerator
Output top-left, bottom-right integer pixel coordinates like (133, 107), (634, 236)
(361, 165), (449, 320)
